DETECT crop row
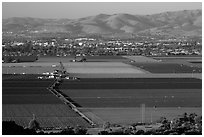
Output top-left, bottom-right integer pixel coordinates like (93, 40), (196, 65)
(2, 75), (91, 128)
(62, 89), (202, 108)
(2, 66), (55, 74)
(129, 62), (202, 73)
(3, 95), (63, 104)
(3, 80), (53, 88)
(60, 78), (202, 89)
(2, 104), (79, 117)
(3, 116), (90, 128)
(2, 74), (47, 80)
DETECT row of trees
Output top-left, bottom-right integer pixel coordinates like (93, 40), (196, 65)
(99, 112), (202, 135)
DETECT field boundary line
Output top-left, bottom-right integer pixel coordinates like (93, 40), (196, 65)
(47, 79), (96, 127)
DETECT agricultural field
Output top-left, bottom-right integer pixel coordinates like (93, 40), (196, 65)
(2, 74), (46, 80)
(128, 62), (201, 73)
(61, 89), (201, 108)
(2, 104), (89, 128)
(2, 56), (202, 129)
(59, 78), (201, 89)
(59, 78), (202, 125)
(2, 104), (78, 117)
(64, 73), (202, 79)
(2, 56), (201, 79)
(79, 107), (202, 126)
(2, 62), (146, 74)
(2, 66), (55, 74)
(2, 95), (64, 104)
(152, 56), (202, 68)
(123, 56), (159, 62)
(152, 56), (202, 61)
(36, 56), (128, 63)
(2, 56), (201, 81)
(63, 62), (145, 74)
(188, 61), (202, 67)
(2, 74), (90, 128)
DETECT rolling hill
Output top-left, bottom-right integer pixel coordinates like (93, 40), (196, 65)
(2, 9), (202, 37)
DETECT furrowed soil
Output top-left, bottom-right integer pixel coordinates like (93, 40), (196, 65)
(59, 77), (202, 125)
(59, 78), (201, 89)
(2, 74), (91, 128)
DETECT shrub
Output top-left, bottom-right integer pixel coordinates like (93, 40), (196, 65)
(61, 126), (75, 135)
(135, 130), (145, 135)
(74, 126), (87, 135)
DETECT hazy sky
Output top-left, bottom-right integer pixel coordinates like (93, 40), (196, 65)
(2, 2), (202, 19)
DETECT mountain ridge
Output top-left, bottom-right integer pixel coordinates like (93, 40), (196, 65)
(3, 9), (202, 37)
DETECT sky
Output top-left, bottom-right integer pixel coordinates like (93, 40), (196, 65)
(2, 2), (202, 19)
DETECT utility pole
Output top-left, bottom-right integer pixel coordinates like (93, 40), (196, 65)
(141, 104), (145, 124)
(151, 109), (152, 123)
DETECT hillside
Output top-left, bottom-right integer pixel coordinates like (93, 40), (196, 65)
(2, 9), (202, 37)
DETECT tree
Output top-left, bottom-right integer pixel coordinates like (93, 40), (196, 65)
(189, 113), (197, 123)
(28, 114), (41, 130)
(103, 122), (111, 130)
(60, 126), (75, 135)
(135, 130), (145, 135)
(74, 125), (87, 135)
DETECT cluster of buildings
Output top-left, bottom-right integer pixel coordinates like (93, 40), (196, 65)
(2, 37), (202, 57)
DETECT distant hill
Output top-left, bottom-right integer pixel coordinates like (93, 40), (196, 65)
(2, 9), (202, 37)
